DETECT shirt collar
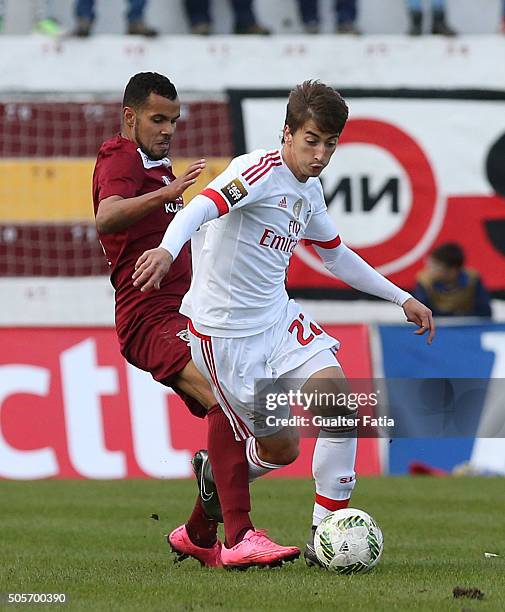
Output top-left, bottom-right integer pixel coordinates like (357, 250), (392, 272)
(137, 147), (172, 169)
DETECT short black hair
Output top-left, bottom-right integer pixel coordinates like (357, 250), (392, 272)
(122, 72), (177, 109)
(430, 242), (465, 268)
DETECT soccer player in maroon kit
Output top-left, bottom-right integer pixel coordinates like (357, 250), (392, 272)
(92, 72), (299, 569)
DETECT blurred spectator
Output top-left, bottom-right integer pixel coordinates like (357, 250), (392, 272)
(407, 0), (455, 35)
(413, 243), (492, 317)
(73, 0), (158, 37)
(297, 0), (359, 34)
(0, 0), (64, 35)
(184, 0), (270, 34)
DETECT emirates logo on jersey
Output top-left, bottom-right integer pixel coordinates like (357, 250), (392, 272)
(259, 228), (298, 254)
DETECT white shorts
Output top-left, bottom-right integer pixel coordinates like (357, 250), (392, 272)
(189, 299), (341, 440)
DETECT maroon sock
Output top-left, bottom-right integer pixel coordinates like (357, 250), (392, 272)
(207, 404), (253, 548)
(185, 495), (218, 548)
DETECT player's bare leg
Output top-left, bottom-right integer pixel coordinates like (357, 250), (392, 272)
(245, 426), (300, 481)
(173, 359), (217, 409)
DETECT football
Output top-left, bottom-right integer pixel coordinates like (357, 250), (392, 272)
(314, 508), (383, 574)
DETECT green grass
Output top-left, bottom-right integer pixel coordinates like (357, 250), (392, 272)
(1, 477), (504, 611)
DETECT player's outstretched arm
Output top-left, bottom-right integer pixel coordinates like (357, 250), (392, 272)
(304, 207), (436, 342)
(313, 241), (435, 343)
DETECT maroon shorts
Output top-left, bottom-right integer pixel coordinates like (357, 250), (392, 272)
(119, 310), (206, 419)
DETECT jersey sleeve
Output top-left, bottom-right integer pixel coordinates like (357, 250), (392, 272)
(303, 184), (410, 306)
(199, 150), (281, 216)
(303, 185), (341, 249)
(97, 150), (145, 201)
(159, 195), (217, 260)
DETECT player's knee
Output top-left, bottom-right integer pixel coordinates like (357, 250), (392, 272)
(310, 384), (357, 421)
(258, 437), (299, 465)
(302, 375), (356, 420)
(276, 439), (299, 465)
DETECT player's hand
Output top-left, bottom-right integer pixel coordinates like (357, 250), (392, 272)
(132, 247), (173, 292)
(161, 159), (206, 201)
(402, 297), (435, 344)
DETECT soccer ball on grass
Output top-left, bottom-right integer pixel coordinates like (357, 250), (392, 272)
(314, 508), (383, 574)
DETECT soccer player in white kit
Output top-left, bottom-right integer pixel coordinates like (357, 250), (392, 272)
(133, 81), (435, 567)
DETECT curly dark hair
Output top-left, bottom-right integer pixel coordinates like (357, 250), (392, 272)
(123, 72), (177, 109)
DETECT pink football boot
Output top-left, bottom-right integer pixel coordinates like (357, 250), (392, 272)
(168, 524), (222, 568)
(221, 529), (300, 570)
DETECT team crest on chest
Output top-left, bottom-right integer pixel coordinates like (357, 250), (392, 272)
(293, 198), (303, 220)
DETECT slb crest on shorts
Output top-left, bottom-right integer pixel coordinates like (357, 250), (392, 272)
(221, 178), (248, 206)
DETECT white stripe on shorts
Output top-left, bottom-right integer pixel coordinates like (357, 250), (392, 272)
(200, 337), (251, 441)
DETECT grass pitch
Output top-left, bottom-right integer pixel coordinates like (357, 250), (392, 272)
(1, 477), (504, 611)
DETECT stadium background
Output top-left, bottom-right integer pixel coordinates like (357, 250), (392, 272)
(1, 0), (505, 483)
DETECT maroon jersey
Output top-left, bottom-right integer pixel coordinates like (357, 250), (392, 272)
(92, 135), (191, 344)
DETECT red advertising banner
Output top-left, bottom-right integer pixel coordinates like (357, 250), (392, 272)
(0, 325), (379, 479)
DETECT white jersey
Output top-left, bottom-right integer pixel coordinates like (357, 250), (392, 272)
(181, 148), (340, 337)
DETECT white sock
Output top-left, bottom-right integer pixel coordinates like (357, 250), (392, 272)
(312, 433), (357, 527)
(245, 437), (284, 482)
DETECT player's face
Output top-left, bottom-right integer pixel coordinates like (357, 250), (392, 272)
(283, 119), (339, 182)
(131, 93), (181, 160)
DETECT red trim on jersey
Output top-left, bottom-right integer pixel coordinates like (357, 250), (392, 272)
(304, 235), (342, 249)
(201, 187), (229, 216)
(242, 150), (279, 181)
(244, 155), (281, 183)
(188, 320), (211, 341)
(315, 493), (350, 511)
(248, 160), (282, 185)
